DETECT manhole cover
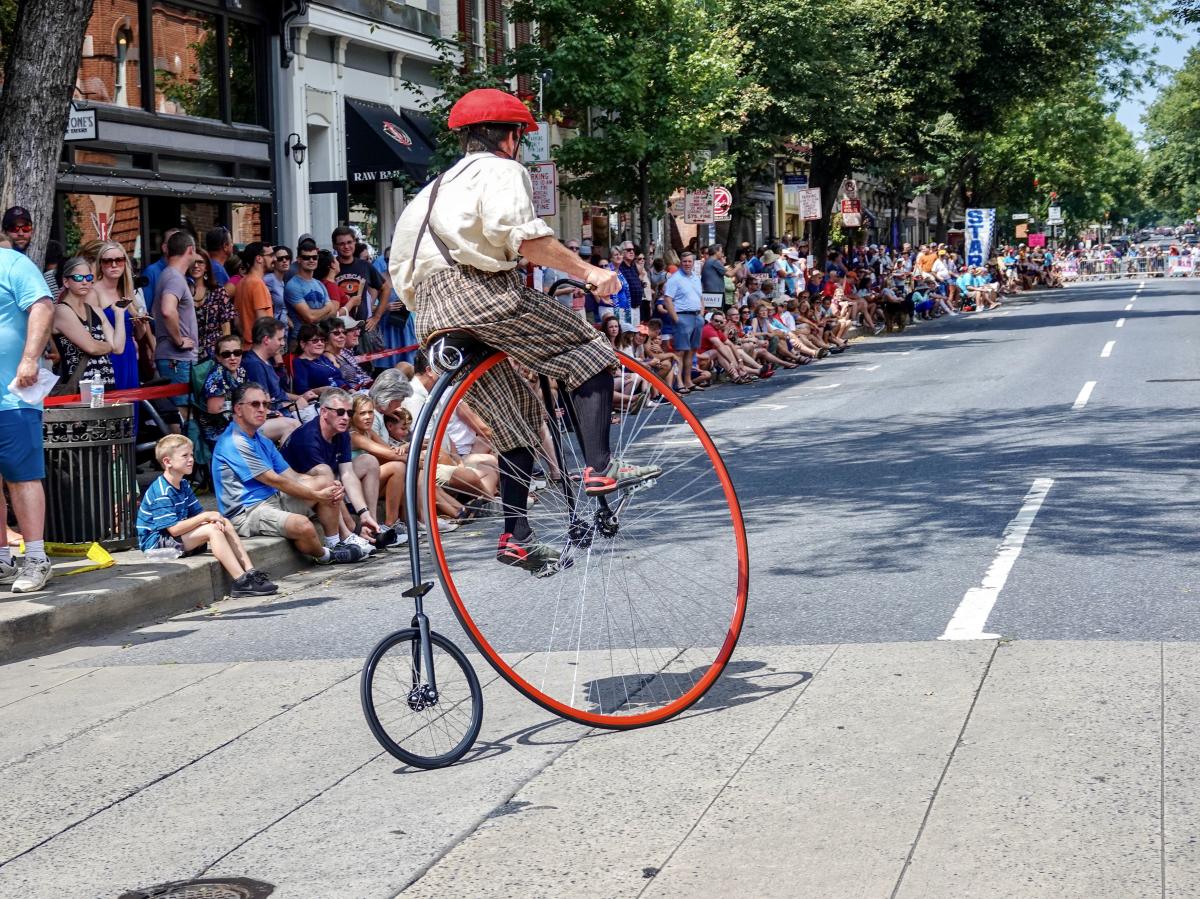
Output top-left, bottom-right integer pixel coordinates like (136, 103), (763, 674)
(118, 878), (274, 899)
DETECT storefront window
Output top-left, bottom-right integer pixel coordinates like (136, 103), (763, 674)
(63, 194), (144, 268)
(78, 0), (143, 108)
(227, 20), (262, 126)
(152, 3), (220, 120)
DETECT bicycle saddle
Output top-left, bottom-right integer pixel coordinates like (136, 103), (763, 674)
(427, 330), (493, 371)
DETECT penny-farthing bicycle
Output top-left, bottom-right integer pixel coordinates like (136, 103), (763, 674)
(361, 280), (749, 768)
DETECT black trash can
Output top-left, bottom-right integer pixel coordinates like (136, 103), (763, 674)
(42, 402), (139, 550)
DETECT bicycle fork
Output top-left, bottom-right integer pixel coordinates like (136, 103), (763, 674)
(399, 348), (476, 698)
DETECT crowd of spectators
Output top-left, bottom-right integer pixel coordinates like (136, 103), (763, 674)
(1, 200), (1035, 590)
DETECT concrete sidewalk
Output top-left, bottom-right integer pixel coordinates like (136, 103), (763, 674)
(0, 536), (306, 662)
(0, 639), (1190, 898)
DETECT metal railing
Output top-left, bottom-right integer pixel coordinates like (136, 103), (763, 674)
(1059, 256), (1198, 281)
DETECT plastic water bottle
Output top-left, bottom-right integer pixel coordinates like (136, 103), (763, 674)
(89, 380), (104, 408)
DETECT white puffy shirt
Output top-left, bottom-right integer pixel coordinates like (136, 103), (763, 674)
(389, 152), (555, 309)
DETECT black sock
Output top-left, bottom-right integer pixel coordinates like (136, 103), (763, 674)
(498, 447), (534, 542)
(568, 369), (614, 472)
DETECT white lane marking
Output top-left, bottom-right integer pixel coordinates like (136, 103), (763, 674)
(1139, 280), (1146, 289)
(1124, 304), (1133, 311)
(1115, 318), (1125, 328)
(1072, 381), (1097, 410)
(875, 350), (913, 356)
(861, 365), (881, 372)
(802, 383), (841, 390)
(939, 478), (1055, 641)
(1101, 341), (1115, 358)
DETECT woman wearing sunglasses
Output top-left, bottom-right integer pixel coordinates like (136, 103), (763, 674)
(291, 322), (350, 396)
(191, 248), (234, 361)
(51, 256), (124, 391)
(84, 239), (143, 393)
(201, 334), (298, 447)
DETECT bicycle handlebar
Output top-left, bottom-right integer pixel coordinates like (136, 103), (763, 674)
(548, 277), (593, 294)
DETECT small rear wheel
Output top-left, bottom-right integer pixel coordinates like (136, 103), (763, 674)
(361, 627), (483, 769)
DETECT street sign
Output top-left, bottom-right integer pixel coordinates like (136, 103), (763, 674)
(528, 162), (557, 217)
(841, 178), (858, 200)
(798, 188), (822, 221)
(840, 197), (862, 227)
(669, 196), (686, 217)
(1012, 213), (1030, 221)
(1046, 205), (1063, 225)
(782, 174), (808, 193)
(519, 121), (552, 163)
(64, 105), (97, 142)
(712, 186), (732, 222)
(684, 187), (714, 224)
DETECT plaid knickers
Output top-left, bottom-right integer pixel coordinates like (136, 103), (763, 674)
(414, 266), (616, 453)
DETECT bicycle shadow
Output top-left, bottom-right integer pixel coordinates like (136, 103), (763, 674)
(389, 658), (811, 774)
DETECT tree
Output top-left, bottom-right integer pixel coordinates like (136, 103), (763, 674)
(508, 0), (748, 248)
(0, 0), (94, 265)
(1144, 47), (1200, 219)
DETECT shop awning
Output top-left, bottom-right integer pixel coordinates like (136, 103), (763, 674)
(344, 97), (436, 186)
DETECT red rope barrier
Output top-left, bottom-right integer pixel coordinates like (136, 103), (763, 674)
(44, 344), (420, 407)
(354, 344), (419, 364)
(44, 383), (189, 407)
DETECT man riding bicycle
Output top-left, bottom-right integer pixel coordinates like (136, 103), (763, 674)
(388, 88), (659, 574)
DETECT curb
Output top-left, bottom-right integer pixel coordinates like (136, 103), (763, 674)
(0, 536), (308, 662)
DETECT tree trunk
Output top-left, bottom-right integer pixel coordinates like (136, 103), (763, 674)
(807, 143), (850, 263)
(723, 168), (756, 257)
(637, 157), (652, 253)
(0, 0), (94, 266)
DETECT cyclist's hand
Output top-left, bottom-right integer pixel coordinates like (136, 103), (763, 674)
(587, 266), (621, 298)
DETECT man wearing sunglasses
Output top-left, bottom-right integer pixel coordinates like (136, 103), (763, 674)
(284, 237), (338, 345)
(266, 246), (289, 325)
(2, 206), (33, 255)
(281, 388), (383, 556)
(212, 384), (366, 565)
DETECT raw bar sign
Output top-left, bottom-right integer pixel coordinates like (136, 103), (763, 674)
(965, 208), (997, 267)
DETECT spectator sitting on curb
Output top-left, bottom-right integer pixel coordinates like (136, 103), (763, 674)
(280, 388), (389, 554)
(242, 317), (317, 419)
(211, 383), (366, 565)
(201, 334), (300, 447)
(136, 434), (278, 597)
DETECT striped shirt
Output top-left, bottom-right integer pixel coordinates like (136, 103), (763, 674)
(135, 475), (202, 552)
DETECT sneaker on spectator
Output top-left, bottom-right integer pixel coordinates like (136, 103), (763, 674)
(346, 533), (377, 556)
(230, 572), (278, 597)
(11, 557), (52, 594)
(246, 569), (278, 591)
(331, 542), (367, 564)
(0, 559), (16, 587)
(374, 525), (406, 549)
(872, 321), (886, 335)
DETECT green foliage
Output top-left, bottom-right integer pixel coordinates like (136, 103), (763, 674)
(1144, 46), (1200, 219)
(508, 0), (750, 214)
(154, 33), (219, 120)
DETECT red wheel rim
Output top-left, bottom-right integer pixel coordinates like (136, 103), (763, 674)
(427, 351), (749, 728)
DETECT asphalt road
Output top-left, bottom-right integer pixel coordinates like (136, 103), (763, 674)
(2, 277), (1197, 898)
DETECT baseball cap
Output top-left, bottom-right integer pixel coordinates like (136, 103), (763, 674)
(335, 314), (361, 330)
(3, 206), (31, 229)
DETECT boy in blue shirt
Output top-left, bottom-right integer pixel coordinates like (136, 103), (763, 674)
(136, 434), (277, 597)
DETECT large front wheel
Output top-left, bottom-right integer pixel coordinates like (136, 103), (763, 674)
(361, 627), (483, 769)
(428, 351), (749, 729)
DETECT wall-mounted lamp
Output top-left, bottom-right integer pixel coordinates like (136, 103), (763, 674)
(284, 132), (307, 168)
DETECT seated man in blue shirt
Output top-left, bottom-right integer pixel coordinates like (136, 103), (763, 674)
(241, 316), (317, 421)
(211, 382), (365, 564)
(281, 388), (386, 555)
